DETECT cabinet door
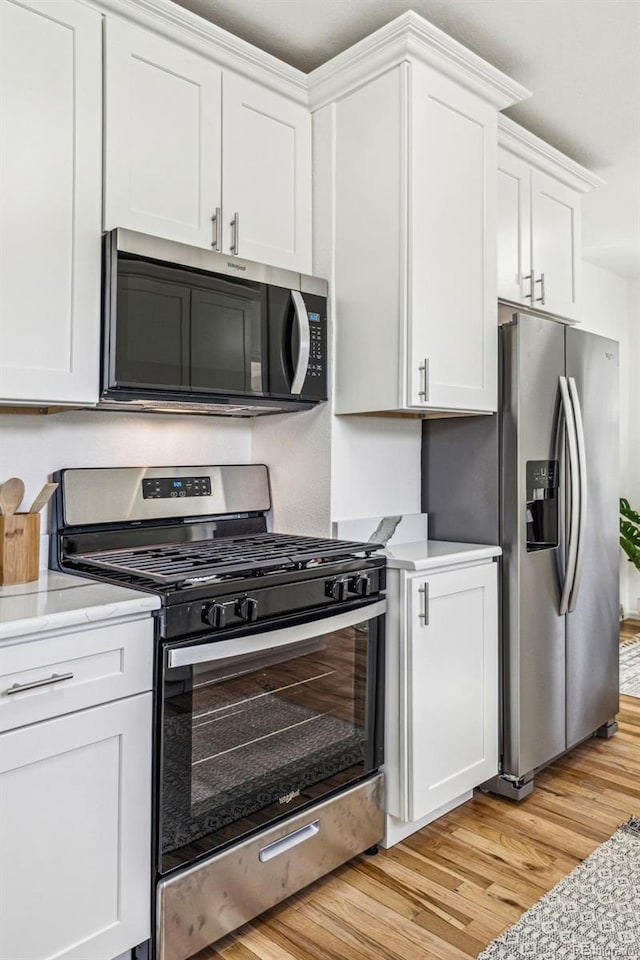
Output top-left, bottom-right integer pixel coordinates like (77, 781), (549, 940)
(531, 169), (581, 322)
(222, 73), (312, 273)
(497, 149), (532, 306)
(404, 564), (498, 822)
(0, 0), (101, 404)
(104, 18), (221, 249)
(0, 693), (152, 960)
(408, 63), (497, 412)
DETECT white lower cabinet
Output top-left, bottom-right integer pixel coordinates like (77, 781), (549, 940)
(0, 618), (154, 960)
(384, 559), (498, 845)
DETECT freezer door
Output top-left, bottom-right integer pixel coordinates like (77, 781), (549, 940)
(501, 316), (567, 777)
(565, 329), (619, 748)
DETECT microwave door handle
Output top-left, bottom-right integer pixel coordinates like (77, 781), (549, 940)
(290, 290), (310, 394)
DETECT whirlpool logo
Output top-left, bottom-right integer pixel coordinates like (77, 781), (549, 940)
(227, 261), (246, 271)
(279, 789), (300, 805)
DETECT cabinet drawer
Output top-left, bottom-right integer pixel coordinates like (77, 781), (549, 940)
(0, 617), (154, 732)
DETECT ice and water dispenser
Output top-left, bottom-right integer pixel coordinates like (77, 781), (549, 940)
(526, 460), (559, 551)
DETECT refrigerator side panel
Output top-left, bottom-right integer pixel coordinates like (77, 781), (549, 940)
(565, 329), (619, 747)
(501, 317), (567, 777)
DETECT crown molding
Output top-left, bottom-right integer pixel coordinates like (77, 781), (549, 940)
(498, 114), (604, 192)
(307, 11), (530, 112)
(94, 0), (309, 103)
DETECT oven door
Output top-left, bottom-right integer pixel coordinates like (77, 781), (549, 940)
(158, 600), (385, 875)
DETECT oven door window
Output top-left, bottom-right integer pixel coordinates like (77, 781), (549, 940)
(159, 610), (383, 874)
(112, 258), (264, 394)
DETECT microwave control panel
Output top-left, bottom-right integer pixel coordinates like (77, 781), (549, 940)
(142, 476), (212, 499)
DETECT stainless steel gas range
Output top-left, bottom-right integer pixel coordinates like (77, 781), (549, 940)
(50, 465), (386, 960)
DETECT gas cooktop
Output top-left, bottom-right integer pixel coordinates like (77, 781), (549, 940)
(73, 532), (380, 587)
(50, 466), (386, 638)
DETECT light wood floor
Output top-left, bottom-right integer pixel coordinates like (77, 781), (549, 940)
(199, 651), (640, 960)
(621, 617), (640, 642)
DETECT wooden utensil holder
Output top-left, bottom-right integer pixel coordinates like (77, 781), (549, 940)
(0, 513), (40, 585)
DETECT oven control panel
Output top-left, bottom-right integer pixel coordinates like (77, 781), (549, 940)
(142, 476), (212, 499)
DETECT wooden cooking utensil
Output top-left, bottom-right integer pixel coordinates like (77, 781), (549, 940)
(28, 482), (59, 514)
(0, 478), (25, 516)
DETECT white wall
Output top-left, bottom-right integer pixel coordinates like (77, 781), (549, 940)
(330, 416), (422, 521)
(0, 409), (251, 559)
(580, 261), (637, 615)
(625, 279), (640, 615)
(252, 403), (332, 535)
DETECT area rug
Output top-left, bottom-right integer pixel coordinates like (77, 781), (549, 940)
(620, 635), (640, 698)
(477, 816), (640, 959)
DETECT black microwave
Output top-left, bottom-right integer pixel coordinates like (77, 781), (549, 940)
(101, 229), (328, 416)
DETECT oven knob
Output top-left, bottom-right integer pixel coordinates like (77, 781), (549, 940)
(325, 578), (349, 601)
(235, 597), (259, 622)
(202, 602), (227, 628)
(348, 575), (371, 597)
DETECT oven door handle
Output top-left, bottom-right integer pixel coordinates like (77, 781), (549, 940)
(166, 599), (387, 669)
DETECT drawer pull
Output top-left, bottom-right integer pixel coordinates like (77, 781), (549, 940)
(259, 820), (320, 863)
(5, 672), (74, 696)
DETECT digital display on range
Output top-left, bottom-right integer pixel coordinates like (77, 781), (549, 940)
(142, 476), (212, 499)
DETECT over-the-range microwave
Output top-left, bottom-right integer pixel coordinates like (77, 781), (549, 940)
(100, 229), (328, 416)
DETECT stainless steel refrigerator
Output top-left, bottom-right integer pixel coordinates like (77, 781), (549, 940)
(422, 312), (619, 798)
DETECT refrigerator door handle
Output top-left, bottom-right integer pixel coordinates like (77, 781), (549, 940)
(559, 376), (580, 616)
(567, 377), (588, 612)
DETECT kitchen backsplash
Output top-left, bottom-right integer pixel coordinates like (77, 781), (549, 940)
(333, 513), (428, 546)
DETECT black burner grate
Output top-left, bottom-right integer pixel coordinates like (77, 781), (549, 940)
(74, 533), (380, 585)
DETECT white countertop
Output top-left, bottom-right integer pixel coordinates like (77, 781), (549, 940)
(383, 540), (501, 571)
(0, 571), (160, 641)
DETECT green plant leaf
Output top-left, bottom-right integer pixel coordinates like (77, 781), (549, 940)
(620, 497), (640, 571)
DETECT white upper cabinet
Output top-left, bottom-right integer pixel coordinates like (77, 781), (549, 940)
(408, 64), (497, 412)
(497, 115), (601, 323)
(104, 18), (222, 249)
(104, 19), (312, 273)
(222, 73), (311, 271)
(310, 14), (529, 417)
(0, 0), (102, 405)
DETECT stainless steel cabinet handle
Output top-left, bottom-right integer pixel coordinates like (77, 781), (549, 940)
(558, 376), (580, 616)
(211, 207), (221, 252)
(418, 583), (429, 625)
(230, 212), (239, 255)
(5, 672), (74, 696)
(259, 820), (320, 862)
(418, 359), (429, 401)
(535, 273), (546, 305)
(290, 290), (310, 395)
(567, 377), (587, 612)
(523, 274), (533, 300)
